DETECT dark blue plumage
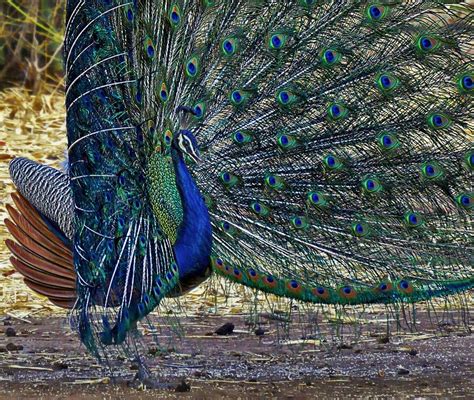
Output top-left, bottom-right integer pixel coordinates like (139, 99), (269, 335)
(171, 144), (213, 281)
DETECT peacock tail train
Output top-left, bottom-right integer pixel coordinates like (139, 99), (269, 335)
(5, 0), (473, 359)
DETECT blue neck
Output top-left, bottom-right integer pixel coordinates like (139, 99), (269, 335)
(171, 150), (213, 280)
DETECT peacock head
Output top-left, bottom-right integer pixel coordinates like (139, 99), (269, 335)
(174, 130), (202, 163)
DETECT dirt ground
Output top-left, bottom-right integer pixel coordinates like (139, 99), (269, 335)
(0, 311), (473, 400)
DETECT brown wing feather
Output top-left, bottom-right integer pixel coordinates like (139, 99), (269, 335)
(11, 192), (70, 253)
(8, 251), (75, 289)
(5, 192), (77, 309)
(5, 239), (75, 280)
(5, 218), (72, 270)
(7, 203), (71, 259)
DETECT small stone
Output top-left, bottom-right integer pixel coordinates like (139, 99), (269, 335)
(255, 328), (265, 336)
(377, 336), (389, 344)
(53, 361), (68, 370)
(6, 343), (22, 351)
(337, 343), (353, 350)
(397, 366), (410, 375)
(408, 348), (418, 356)
(215, 322), (234, 336)
(175, 379), (191, 392)
(5, 327), (16, 337)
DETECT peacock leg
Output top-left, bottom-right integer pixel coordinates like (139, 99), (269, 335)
(130, 358), (175, 390)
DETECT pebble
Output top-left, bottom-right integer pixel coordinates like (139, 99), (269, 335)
(397, 366), (410, 375)
(5, 327), (16, 337)
(408, 348), (418, 356)
(377, 336), (390, 344)
(255, 327), (265, 336)
(6, 342), (23, 351)
(337, 343), (353, 350)
(53, 361), (69, 370)
(215, 322), (234, 336)
(175, 379), (191, 392)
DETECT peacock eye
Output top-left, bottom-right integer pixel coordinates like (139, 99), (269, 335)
(186, 60), (197, 77)
(362, 177), (382, 193)
(268, 33), (288, 50)
(169, 4), (181, 27)
(325, 50), (335, 63)
(146, 42), (155, 58)
(400, 280), (409, 289)
(377, 132), (400, 152)
(271, 35), (282, 48)
(352, 222), (369, 237)
(381, 75), (390, 87)
(321, 48), (341, 67)
(279, 91), (289, 104)
(323, 154), (343, 171)
(193, 101), (206, 119)
(462, 75), (473, 90)
(370, 6), (381, 19)
(416, 35), (440, 53)
(159, 82), (168, 103)
(456, 193), (472, 209)
(421, 37), (432, 49)
(224, 40), (233, 52)
(458, 73), (473, 93)
(427, 113), (451, 129)
(404, 211), (423, 228)
(222, 37), (239, 56)
(232, 91), (242, 103)
(327, 102), (348, 120)
(421, 162), (444, 181)
(366, 4), (389, 22)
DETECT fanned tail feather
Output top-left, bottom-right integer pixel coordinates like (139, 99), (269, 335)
(56, 0), (473, 359)
(177, 1), (473, 303)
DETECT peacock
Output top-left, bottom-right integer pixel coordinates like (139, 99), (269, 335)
(4, 0), (474, 382)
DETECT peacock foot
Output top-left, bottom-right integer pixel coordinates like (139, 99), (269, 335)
(129, 363), (176, 390)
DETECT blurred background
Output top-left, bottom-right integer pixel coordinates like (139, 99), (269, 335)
(0, 0), (64, 91)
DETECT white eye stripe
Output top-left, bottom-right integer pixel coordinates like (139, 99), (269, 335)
(178, 134), (186, 151)
(183, 136), (193, 148)
(178, 133), (200, 160)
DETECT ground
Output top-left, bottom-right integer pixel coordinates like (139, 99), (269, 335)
(0, 310), (472, 399)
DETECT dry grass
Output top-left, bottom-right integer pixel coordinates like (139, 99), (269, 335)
(0, 0), (64, 90)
